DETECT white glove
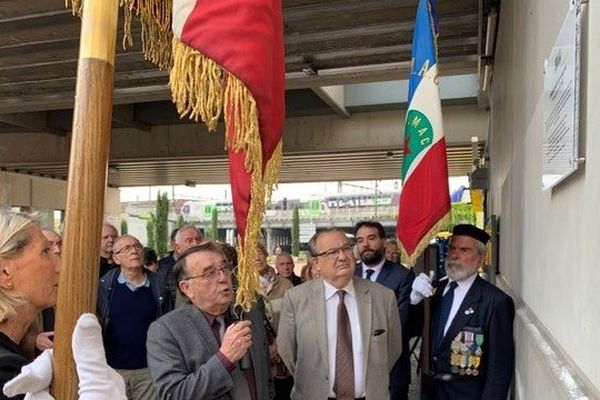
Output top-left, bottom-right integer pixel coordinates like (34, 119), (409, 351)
(3, 349), (54, 400)
(3, 314), (126, 400)
(72, 314), (126, 400)
(410, 273), (434, 305)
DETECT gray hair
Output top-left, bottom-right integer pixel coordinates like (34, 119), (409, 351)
(174, 225), (203, 244)
(474, 240), (487, 255)
(0, 210), (37, 322)
(307, 228), (349, 257)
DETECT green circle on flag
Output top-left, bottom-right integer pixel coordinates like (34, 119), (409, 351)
(402, 109), (434, 179)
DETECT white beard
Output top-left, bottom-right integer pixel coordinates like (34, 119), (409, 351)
(445, 259), (478, 282)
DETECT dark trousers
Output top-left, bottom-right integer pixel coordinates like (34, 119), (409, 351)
(390, 384), (409, 400)
(274, 376), (293, 400)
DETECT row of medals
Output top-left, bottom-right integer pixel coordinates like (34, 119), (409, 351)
(450, 331), (484, 376)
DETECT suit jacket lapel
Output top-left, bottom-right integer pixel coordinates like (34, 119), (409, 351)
(354, 264), (363, 278)
(354, 277), (372, 378)
(376, 261), (393, 285)
(183, 304), (220, 353)
(440, 277), (482, 350)
(311, 280), (329, 365)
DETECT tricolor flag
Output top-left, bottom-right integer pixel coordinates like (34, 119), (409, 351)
(397, 0), (450, 266)
(171, 0), (285, 310)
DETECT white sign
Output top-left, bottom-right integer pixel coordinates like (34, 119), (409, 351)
(542, 0), (583, 190)
(299, 222), (316, 242)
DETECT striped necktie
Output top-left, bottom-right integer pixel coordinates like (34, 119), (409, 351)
(334, 290), (354, 400)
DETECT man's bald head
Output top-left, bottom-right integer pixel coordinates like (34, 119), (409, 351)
(275, 252), (295, 278)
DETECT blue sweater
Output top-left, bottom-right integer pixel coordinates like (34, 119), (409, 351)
(104, 282), (156, 369)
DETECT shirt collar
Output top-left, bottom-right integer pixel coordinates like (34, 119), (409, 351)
(448, 271), (478, 289)
(323, 278), (356, 301)
(361, 257), (385, 272)
(117, 270), (150, 290)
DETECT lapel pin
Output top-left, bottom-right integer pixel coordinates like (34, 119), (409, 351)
(464, 307), (474, 315)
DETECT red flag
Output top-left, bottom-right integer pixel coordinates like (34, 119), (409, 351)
(171, 0), (285, 309)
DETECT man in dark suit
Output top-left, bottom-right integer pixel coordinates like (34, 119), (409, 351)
(410, 224), (515, 400)
(147, 242), (273, 400)
(353, 221), (415, 400)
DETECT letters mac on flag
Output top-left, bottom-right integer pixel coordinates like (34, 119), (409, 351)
(397, 0), (450, 266)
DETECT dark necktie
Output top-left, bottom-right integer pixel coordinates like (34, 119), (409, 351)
(434, 281), (458, 351)
(365, 268), (375, 281)
(211, 316), (225, 344)
(334, 290), (354, 400)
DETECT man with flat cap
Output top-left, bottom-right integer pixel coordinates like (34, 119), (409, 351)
(410, 224), (515, 400)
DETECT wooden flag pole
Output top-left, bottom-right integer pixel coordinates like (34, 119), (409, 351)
(420, 245), (435, 376)
(51, 0), (119, 397)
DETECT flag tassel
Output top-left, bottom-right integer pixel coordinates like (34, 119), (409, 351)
(170, 37), (282, 311)
(400, 212), (450, 267)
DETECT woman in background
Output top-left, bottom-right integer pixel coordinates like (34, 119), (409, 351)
(0, 210), (60, 399)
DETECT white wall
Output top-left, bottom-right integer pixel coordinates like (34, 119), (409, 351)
(489, 0), (599, 397)
(0, 171), (121, 227)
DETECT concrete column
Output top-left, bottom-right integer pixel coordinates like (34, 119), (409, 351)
(226, 229), (235, 245)
(0, 172), (9, 207)
(266, 228), (273, 255)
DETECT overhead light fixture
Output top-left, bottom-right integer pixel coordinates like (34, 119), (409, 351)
(184, 180), (196, 187)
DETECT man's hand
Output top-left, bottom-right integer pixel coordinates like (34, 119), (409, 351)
(220, 320), (253, 362)
(35, 331), (54, 351)
(410, 273), (434, 304)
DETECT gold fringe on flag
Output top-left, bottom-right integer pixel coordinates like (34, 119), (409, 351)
(121, 0), (173, 70)
(400, 212), (450, 267)
(170, 37), (283, 311)
(66, 0), (172, 70)
(65, 0), (82, 16)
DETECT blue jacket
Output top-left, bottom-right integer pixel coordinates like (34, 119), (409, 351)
(97, 268), (172, 333)
(355, 260), (416, 392)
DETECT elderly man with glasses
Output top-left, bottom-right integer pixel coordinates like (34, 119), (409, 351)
(146, 241), (273, 400)
(97, 234), (172, 400)
(277, 228), (402, 400)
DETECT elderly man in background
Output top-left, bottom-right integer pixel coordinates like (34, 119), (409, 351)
(98, 234), (171, 400)
(99, 223), (118, 278)
(278, 228), (402, 400)
(147, 242), (273, 400)
(411, 224), (515, 400)
(274, 252), (302, 286)
(254, 245), (294, 399)
(384, 240), (400, 264)
(157, 225), (204, 309)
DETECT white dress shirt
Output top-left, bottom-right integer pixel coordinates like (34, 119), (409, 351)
(442, 273), (477, 336)
(324, 280), (366, 398)
(361, 258), (385, 282)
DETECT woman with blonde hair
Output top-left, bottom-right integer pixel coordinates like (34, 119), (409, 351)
(0, 210), (60, 398)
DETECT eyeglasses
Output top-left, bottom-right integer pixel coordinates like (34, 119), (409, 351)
(113, 243), (143, 255)
(314, 244), (354, 259)
(183, 262), (234, 282)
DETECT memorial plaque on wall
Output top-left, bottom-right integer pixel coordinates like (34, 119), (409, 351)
(542, 0), (583, 190)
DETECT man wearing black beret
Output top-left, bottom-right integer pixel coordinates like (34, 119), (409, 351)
(410, 224), (515, 400)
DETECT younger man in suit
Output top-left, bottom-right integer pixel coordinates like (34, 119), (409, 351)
(354, 221), (415, 400)
(278, 228), (402, 400)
